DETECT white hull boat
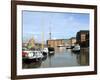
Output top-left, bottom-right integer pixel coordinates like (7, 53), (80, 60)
(72, 45), (80, 52)
(22, 50), (44, 61)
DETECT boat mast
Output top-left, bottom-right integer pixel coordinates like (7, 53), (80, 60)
(41, 18), (44, 49)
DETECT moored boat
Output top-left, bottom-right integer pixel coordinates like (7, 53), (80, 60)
(41, 48), (48, 56)
(48, 47), (55, 55)
(72, 45), (80, 53)
(22, 50), (44, 62)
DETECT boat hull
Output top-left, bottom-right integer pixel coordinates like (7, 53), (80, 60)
(72, 50), (80, 53)
(22, 57), (42, 63)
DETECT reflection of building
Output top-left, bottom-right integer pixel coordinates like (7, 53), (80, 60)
(76, 48), (89, 65)
(76, 30), (89, 47)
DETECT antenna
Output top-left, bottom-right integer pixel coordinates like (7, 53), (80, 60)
(49, 21), (51, 40)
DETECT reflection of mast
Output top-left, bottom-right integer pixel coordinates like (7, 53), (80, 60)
(49, 56), (52, 67)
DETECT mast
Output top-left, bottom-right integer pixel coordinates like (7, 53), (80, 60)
(41, 18), (44, 49)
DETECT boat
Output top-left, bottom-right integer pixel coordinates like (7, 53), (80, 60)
(41, 47), (55, 56)
(48, 47), (55, 55)
(22, 50), (44, 62)
(72, 45), (80, 52)
(66, 46), (72, 49)
(66, 46), (75, 49)
(41, 48), (48, 56)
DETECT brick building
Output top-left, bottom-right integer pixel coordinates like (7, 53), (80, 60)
(47, 39), (64, 48)
(76, 30), (89, 47)
(47, 38), (76, 48)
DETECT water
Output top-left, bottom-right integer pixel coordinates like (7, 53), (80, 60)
(22, 47), (89, 69)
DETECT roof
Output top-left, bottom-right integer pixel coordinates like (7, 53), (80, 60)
(77, 30), (89, 34)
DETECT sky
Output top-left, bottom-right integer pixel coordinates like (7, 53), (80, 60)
(22, 10), (89, 43)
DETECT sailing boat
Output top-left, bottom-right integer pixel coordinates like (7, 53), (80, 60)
(41, 18), (48, 57)
(41, 19), (55, 56)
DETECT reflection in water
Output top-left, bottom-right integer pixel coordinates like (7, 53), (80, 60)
(23, 61), (42, 68)
(22, 47), (89, 69)
(76, 48), (89, 66)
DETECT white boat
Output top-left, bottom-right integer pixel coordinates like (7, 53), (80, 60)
(41, 48), (49, 56)
(41, 47), (55, 56)
(23, 50), (44, 61)
(72, 45), (80, 52)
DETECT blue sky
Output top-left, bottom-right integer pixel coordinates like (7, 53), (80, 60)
(22, 10), (89, 43)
